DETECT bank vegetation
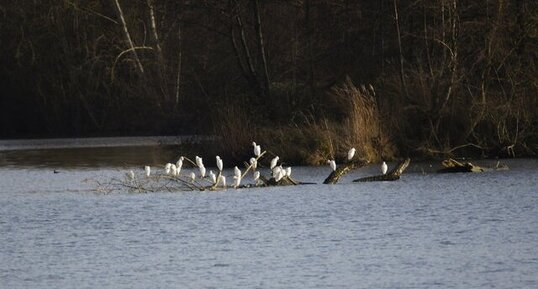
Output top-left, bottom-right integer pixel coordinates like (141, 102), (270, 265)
(1, 0), (536, 163)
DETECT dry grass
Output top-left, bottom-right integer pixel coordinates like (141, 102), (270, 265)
(329, 78), (397, 162)
(211, 78), (398, 165)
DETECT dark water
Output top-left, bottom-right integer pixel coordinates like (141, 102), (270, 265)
(0, 149), (537, 288)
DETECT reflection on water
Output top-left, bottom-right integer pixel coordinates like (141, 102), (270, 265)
(0, 145), (199, 168)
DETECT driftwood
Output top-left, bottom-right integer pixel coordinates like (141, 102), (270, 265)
(437, 158), (485, 173)
(353, 158), (411, 182)
(323, 159), (369, 184)
(437, 158), (509, 173)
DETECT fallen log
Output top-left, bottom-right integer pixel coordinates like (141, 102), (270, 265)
(323, 159), (369, 184)
(437, 158), (485, 173)
(353, 158), (411, 182)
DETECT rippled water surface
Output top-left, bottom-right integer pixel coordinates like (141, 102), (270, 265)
(0, 151), (537, 288)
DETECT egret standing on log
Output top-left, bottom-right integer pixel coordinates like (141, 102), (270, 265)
(199, 166), (206, 178)
(176, 157), (184, 174)
(195, 156), (204, 168)
(144, 166), (151, 177)
(216, 156), (223, 171)
(249, 157), (257, 170)
(165, 163), (172, 175)
(253, 142), (261, 157)
(234, 166), (241, 178)
(347, 148), (356, 161)
(381, 161), (388, 175)
(270, 156), (279, 169)
(209, 170), (216, 184)
(328, 160), (337, 171)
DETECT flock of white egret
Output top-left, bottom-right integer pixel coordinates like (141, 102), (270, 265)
(125, 142), (389, 190)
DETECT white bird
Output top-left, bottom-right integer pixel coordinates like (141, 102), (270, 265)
(381, 161), (388, 175)
(127, 170), (135, 180)
(165, 163), (172, 175)
(270, 156), (279, 169)
(249, 157), (257, 170)
(272, 165), (282, 177)
(199, 166), (206, 178)
(285, 167), (292, 177)
(209, 170), (216, 184)
(195, 156), (204, 168)
(190, 172), (196, 182)
(219, 175), (226, 187)
(347, 147), (356, 161)
(253, 142), (261, 157)
(234, 166), (241, 178)
(233, 175), (241, 188)
(275, 166), (286, 182)
(176, 157), (184, 174)
(144, 166), (151, 177)
(328, 160), (336, 171)
(216, 156), (223, 171)
(170, 164), (177, 176)
(253, 171), (260, 182)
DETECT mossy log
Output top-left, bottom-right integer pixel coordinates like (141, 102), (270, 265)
(353, 158), (411, 182)
(437, 158), (485, 173)
(323, 159), (369, 184)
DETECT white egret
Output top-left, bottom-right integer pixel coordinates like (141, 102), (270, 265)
(233, 175), (241, 188)
(190, 172), (196, 182)
(234, 166), (241, 178)
(195, 156), (204, 168)
(285, 167), (292, 177)
(127, 170), (135, 180)
(176, 157), (184, 174)
(272, 165), (282, 177)
(270, 156), (279, 169)
(381, 161), (388, 175)
(199, 166), (206, 178)
(275, 167), (285, 182)
(216, 156), (223, 171)
(249, 157), (257, 170)
(253, 171), (260, 182)
(144, 166), (151, 177)
(165, 163), (172, 175)
(170, 164), (177, 176)
(253, 142), (261, 157)
(328, 160), (336, 171)
(219, 175), (226, 187)
(347, 147), (356, 161)
(209, 170), (216, 184)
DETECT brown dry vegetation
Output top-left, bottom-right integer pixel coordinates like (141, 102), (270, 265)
(1, 0), (537, 163)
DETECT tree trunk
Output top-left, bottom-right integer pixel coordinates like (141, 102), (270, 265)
(113, 0), (144, 74)
(253, 0), (270, 95)
(323, 159), (369, 184)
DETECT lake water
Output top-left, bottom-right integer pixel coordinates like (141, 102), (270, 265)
(0, 148), (537, 288)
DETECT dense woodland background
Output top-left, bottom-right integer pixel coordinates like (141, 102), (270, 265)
(1, 0), (537, 163)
